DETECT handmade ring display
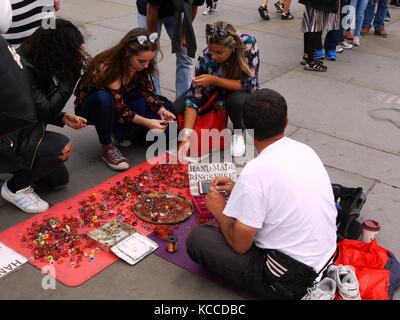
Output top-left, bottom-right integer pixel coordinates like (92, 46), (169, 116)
(133, 192), (193, 224)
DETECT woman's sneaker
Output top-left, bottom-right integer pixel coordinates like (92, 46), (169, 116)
(301, 277), (337, 300)
(353, 36), (360, 46)
(339, 40), (353, 50)
(1, 182), (49, 213)
(327, 264), (361, 300)
(102, 145), (129, 171)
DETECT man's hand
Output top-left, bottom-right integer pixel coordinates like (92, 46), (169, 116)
(63, 113), (87, 129)
(205, 186), (226, 217)
(192, 74), (218, 88)
(212, 177), (235, 193)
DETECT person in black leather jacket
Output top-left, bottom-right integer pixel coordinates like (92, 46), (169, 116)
(0, 18), (88, 214)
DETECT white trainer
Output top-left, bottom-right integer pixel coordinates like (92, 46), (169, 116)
(231, 133), (246, 157)
(1, 181), (49, 213)
(335, 45), (344, 53)
(327, 264), (361, 300)
(339, 40), (353, 50)
(301, 277), (337, 300)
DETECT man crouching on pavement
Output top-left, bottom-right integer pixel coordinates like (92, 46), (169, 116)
(186, 88), (337, 300)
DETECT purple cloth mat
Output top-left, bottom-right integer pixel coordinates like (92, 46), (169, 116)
(149, 214), (257, 300)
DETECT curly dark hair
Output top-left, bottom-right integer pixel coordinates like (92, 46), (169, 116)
(20, 18), (88, 85)
(243, 89), (288, 140)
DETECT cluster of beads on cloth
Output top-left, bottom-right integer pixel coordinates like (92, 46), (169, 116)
(18, 163), (190, 267)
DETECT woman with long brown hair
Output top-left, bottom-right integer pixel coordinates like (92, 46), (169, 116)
(74, 28), (175, 171)
(175, 21), (259, 160)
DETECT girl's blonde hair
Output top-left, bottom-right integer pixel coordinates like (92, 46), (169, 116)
(206, 21), (252, 80)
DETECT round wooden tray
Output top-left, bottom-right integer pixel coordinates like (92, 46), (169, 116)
(133, 192), (193, 224)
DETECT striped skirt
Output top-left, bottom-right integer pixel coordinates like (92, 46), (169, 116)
(301, 6), (340, 33)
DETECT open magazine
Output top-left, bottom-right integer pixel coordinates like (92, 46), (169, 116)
(88, 220), (158, 265)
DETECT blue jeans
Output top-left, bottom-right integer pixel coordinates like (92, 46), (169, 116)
(350, 0), (369, 36)
(137, 13), (194, 98)
(75, 90), (160, 145)
(363, 0), (388, 30)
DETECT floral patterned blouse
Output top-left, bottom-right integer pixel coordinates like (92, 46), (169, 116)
(74, 69), (163, 125)
(185, 34), (260, 111)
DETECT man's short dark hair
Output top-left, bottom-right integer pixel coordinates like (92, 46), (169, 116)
(242, 89), (287, 140)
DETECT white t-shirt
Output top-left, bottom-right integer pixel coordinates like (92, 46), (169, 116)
(224, 137), (337, 273)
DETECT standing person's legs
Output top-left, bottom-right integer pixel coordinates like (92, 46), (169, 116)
(362, 0), (377, 28)
(373, 0), (388, 30)
(325, 30), (340, 58)
(282, 0), (292, 14)
(162, 16), (194, 98)
(186, 224), (280, 299)
(354, 0), (369, 36)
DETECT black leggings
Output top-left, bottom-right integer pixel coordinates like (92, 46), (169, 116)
(171, 90), (250, 130)
(8, 131), (70, 193)
(304, 31), (323, 63)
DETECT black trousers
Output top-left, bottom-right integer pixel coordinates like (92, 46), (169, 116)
(8, 131), (70, 192)
(186, 224), (281, 300)
(171, 90), (250, 129)
(304, 31), (323, 63)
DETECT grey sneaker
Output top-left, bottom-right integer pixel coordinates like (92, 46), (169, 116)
(327, 264), (361, 300)
(301, 277), (337, 300)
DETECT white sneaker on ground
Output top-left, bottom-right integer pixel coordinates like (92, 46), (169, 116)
(327, 264), (361, 300)
(231, 133), (246, 157)
(339, 40), (353, 49)
(301, 277), (337, 300)
(1, 182), (49, 213)
(336, 45), (344, 53)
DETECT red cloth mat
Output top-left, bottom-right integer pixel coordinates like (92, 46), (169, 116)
(0, 153), (190, 287)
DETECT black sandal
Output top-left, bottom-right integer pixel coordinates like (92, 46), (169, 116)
(301, 57), (324, 66)
(304, 62), (327, 72)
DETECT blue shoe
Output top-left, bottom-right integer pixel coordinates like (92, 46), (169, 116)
(315, 50), (325, 59)
(325, 50), (337, 61)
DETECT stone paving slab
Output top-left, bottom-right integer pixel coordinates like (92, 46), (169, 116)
(291, 128), (400, 188)
(263, 70), (400, 154)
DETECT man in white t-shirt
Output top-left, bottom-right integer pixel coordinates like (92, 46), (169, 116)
(186, 88), (337, 299)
